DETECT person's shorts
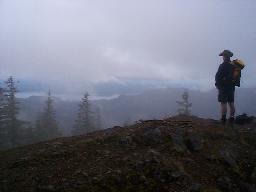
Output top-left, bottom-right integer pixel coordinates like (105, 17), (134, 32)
(218, 88), (235, 103)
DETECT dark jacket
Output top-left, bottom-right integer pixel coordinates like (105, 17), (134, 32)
(215, 61), (235, 90)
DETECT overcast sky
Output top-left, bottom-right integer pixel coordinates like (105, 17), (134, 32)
(0, 0), (255, 92)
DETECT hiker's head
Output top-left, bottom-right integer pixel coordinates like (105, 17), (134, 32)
(219, 50), (233, 61)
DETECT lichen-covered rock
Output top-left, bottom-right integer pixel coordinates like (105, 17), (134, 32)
(170, 130), (187, 153)
(119, 136), (133, 146)
(185, 133), (203, 152)
(143, 127), (163, 144)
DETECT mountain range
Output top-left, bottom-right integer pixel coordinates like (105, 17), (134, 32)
(18, 87), (256, 135)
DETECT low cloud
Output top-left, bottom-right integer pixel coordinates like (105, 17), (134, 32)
(0, 0), (255, 91)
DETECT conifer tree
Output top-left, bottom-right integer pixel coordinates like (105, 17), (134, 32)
(35, 90), (61, 141)
(0, 85), (7, 147)
(176, 90), (192, 116)
(72, 93), (94, 135)
(3, 77), (21, 146)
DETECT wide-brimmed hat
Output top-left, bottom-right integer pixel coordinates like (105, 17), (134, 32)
(219, 50), (233, 57)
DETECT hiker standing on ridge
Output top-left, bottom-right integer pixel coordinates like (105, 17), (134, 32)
(215, 50), (236, 125)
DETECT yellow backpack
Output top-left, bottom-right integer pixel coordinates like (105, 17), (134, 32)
(231, 59), (245, 87)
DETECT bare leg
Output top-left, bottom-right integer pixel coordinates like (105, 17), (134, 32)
(220, 102), (227, 124)
(221, 102), (227, 117)
(229, 102), (235, 118)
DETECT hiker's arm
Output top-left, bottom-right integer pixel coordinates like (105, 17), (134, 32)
(215, 65), (223, 88)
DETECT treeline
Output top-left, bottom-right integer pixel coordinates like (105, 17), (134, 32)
(0, 77), (101, 150)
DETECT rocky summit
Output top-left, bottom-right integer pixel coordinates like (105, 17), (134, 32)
(0, 116), (256, 192)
